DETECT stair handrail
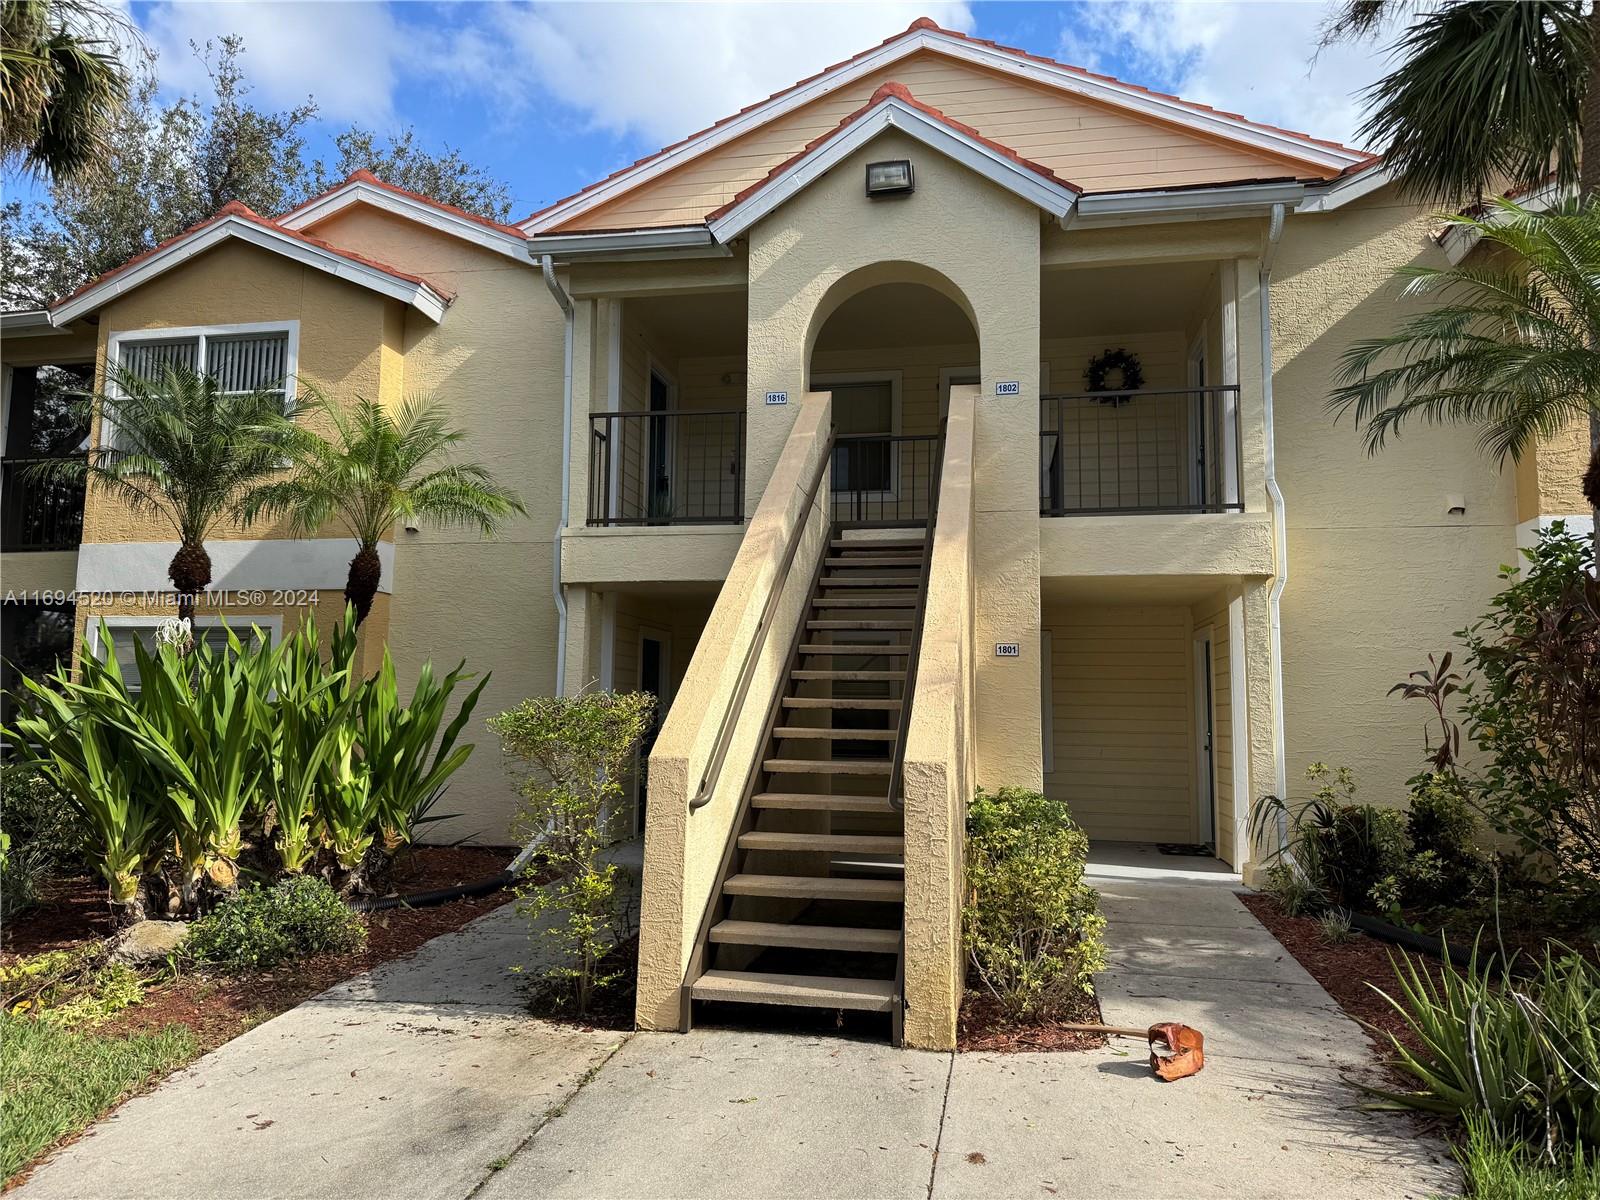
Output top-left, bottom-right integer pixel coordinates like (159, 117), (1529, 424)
(689, 430), (835, 812)
(885, 423), (946, 811)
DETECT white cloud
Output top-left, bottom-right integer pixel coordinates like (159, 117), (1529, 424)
(1057, 1), (1397, 151)
(465, 1), (974, 146)
(139, 1), (406, 126)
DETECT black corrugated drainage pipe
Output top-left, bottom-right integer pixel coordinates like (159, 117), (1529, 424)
(348, 870), (515, 914)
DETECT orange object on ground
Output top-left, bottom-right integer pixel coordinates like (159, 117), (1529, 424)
(1147, 1022), (1205, 1080)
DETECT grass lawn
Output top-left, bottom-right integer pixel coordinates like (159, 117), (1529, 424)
(0, 1013), (199, 1182)
(1457, 1123), (1599, 1200)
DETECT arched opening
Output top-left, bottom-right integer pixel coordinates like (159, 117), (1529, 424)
(808, 277), (978, 527)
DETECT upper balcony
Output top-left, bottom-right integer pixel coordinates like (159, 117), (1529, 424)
(587, 408), (745, 527)
(1, 457), (85, 551)
(1039, 385), (1242, 517)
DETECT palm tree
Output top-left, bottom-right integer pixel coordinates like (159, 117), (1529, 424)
(1, 0), (132, 182)
(1324, 1), (1595, 203)
(1329, 199), (1600, 516)
(31, 364), (287, 622)
(244, 393), (524, 626)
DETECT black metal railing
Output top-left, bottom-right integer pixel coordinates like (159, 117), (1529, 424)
(587, 409), (744, 526)
(831, 433), (942, 527)
(1, 457), (85, 551)
(1039, 386), (1244, 516)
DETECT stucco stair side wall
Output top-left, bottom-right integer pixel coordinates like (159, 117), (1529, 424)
(1272, 188), (1520, 813)
(84, 240), (400, 546)
(745, 126), (1043, 793)
(901, 384), (978, 1049)
(634, 392), (833, 1032)
(300, 205), (568, 843)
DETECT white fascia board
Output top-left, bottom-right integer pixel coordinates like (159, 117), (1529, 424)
(525, 226), (722, 260)
(709, 100), (1078, 242)
(1439, 179), (1565, 265)
(1064, 180), (1305, 227)
(51, 217), (448, 325)
(278, 182), (528, 260)
(1295, 164), (1394, 213)
(521, 27), (1364, 234)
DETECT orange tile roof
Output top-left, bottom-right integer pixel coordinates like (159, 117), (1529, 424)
(706, 81), (1080, 222)
(50, 198), (453, 314)
(523, 16), (1379, 229)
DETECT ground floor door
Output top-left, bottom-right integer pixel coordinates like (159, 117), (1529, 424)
(1193, 632), (1216, 847)
(633, 628), (671, 837)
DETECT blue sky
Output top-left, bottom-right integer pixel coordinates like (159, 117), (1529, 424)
(33, 2), (1396, 221)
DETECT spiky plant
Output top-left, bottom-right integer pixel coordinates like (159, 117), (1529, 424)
(243, 392), (524, 625)
(1, 0), (133, 182)
(1329, 199), (1600, 517)
(29, 364), (287, 622)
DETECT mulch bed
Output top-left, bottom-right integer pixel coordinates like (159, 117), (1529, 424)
(957, 986), (1108, 1053)
(523, 934), (639, 1032)
(1238, 892), (1443, 1061)
(5, 846), (522, 1053)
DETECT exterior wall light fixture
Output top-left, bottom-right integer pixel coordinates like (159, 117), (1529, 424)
(865, 159), (914, 196)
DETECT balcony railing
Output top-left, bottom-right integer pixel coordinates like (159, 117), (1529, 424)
(2, 457), (85, 551)
(831, 432), (943, 527)
(1040, 386), (1243, 516)
(588, 409), (744, 526)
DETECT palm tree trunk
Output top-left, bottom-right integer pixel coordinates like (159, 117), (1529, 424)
(168, 541), (212, 624)
(1583, 6), (1600, 566)
(344, 543), (383, 626)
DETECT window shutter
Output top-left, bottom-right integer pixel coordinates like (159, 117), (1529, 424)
(207, 333), (289, 409)
(118, 338), (199, 383)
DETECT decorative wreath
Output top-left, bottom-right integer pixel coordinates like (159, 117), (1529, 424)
(1084, 348), (1144, 403)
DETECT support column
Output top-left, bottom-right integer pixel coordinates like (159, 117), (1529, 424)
(1239, 579), (1281, 884)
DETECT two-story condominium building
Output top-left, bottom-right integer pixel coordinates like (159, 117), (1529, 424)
(1, 19), (1590, 1048)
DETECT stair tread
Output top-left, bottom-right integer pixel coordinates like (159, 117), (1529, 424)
(782, 698), (902, 710)
(807, 620), (913, 630)
(690, 970), (897, 1012)
(772, 726), (897, 740)
(820, 576), (923, 587)
(764, 758), (892, 775)
(831, 538), (925, 549)
(811, 597), (917, 608)
(709, 921), (900, 953)
(791, 669), (905, 681)
(739, 831), (904, 853)
(798, 643), (911, 655)
(825, 560), (928, 569)
(752, 791), (894, 811)
(722, 873), (905, 901)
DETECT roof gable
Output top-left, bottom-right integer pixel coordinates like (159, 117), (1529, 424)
(708, 83), (1080, 240)
(524, 19), (1374, 235)
(50, 201), (452, 325)
(278, 170), (529, 260)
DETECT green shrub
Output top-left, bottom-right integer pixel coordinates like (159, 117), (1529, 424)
(1252, 765), (1408, 913)
(1373, 944), (1600, 1160)
(1403, 772), (1488, 908)
(0, 764), (88, 921)
(186, 877), (365, 972)
(489, 690), (655, 1015)
(963, 786), (1106, 1018)
(0, 946), (145, 1028)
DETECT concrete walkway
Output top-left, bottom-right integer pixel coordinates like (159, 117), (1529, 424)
(19, 846), (1458, 1200)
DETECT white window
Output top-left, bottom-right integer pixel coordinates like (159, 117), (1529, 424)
(106, 322), (299, 448)
(89, 616), (282, 696)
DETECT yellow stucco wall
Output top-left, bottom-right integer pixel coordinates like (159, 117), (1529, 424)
(1272, 186), (1521, 808)
(86, 239), (401, 545)
(298, 205), (563, 842)
(745, 126), (1044, 792)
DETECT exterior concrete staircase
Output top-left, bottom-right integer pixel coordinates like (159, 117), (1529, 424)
(685, 529), (931, 1043)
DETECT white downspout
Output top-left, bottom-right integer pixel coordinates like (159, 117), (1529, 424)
(540, 253), (575, 698)
(1259, 203), (1289, 811)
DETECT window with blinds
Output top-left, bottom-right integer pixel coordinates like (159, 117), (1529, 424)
(108, 326), (292, 449)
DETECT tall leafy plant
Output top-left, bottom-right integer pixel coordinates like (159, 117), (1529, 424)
(489, 690), (654, 1015)
(245, 393), (524, 625)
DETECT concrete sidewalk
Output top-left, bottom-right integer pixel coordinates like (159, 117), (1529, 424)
(20, 848), (1457, 1200)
